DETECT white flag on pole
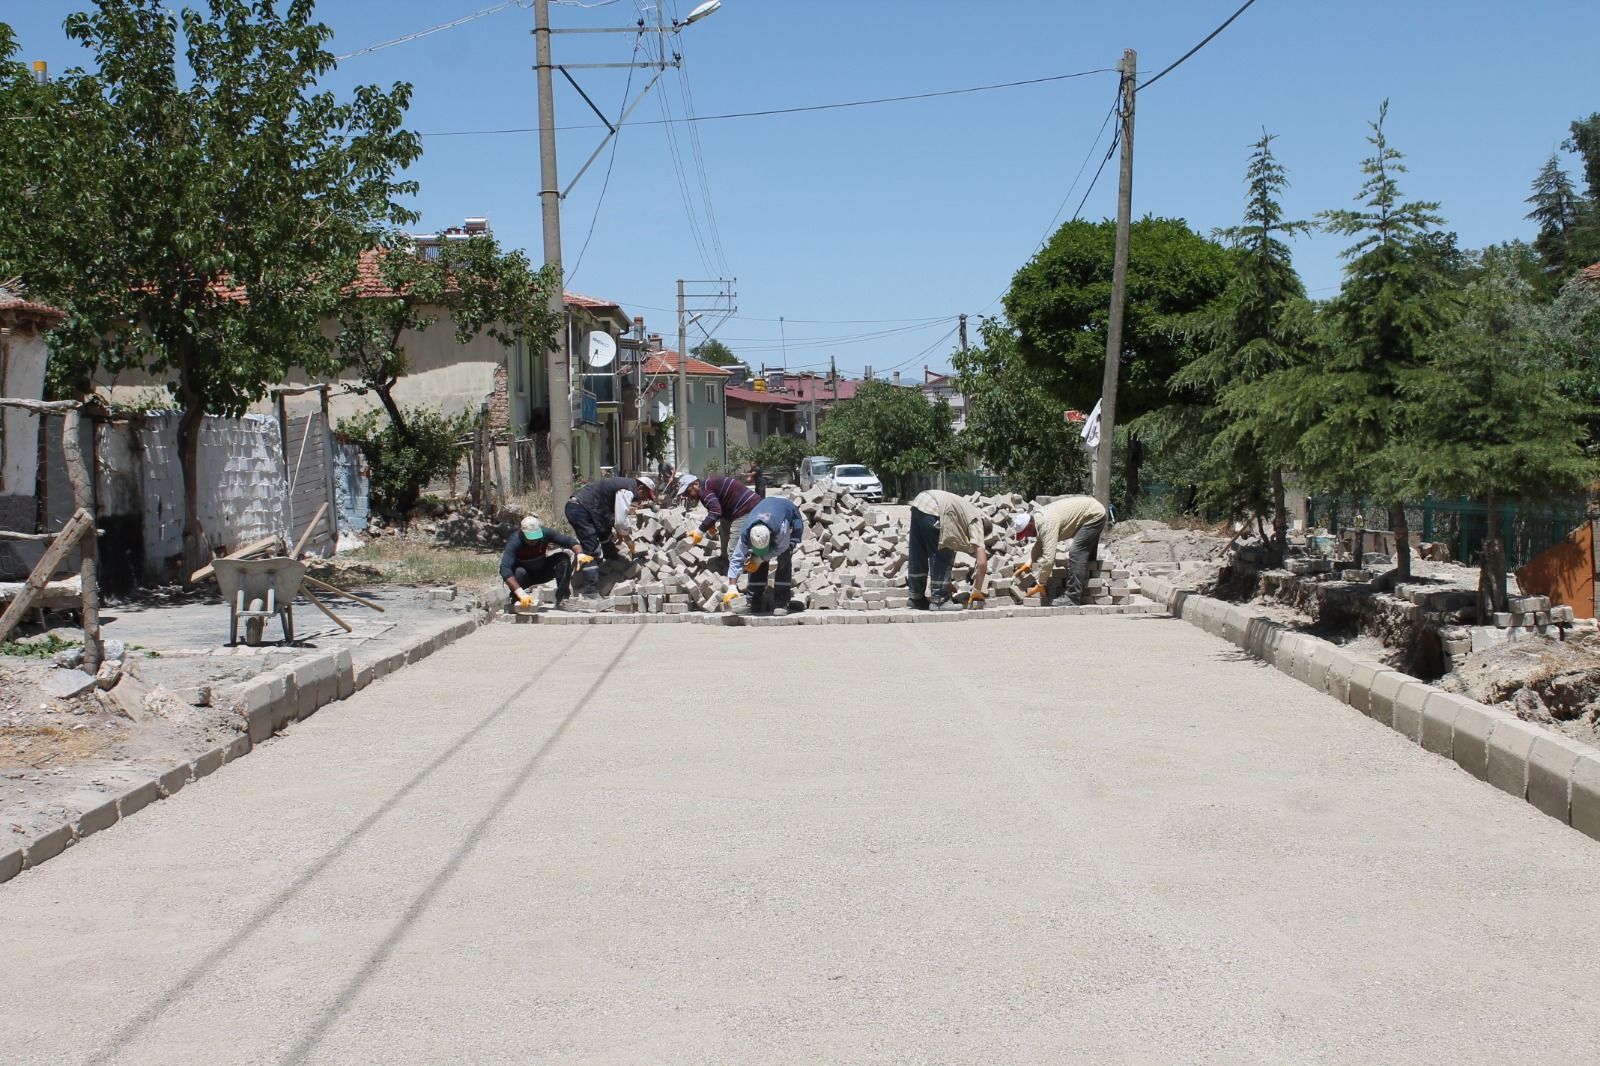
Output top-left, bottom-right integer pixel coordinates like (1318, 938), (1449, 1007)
(1081, 400), (1102, 450)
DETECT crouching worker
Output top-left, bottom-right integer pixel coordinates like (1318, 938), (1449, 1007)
(725, 496), (804, 615)
(501, 516), (578, 610)
(908, 489), (990, 611)
(1011, 494), (1106, 606)
(563, 474), (656, 608)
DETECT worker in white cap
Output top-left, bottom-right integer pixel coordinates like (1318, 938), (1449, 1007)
(563, 475), (656, 607)
(500, 515), (579, 610)
(1011, 495), (1107, 606)
(724, 495), (805, 615)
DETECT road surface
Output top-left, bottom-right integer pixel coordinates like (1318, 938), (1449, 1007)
(4, 615), (1599, 1064)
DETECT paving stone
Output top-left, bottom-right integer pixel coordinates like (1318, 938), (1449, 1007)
(1485, 717), (1543, 799)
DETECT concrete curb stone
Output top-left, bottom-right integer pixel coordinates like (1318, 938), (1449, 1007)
(1527, 734), (1593, 823)
(1452, 703), (1512, 782)
(1391, 681), (1433, 742)
(192, 746), (227, 781)
(1367, 671), (1412, 727)
(1420, 692), (1470, 757)
(1486, 717), (1544, 799)
(23, 824), (73, 868)
(1346, 661), (1388, 717)
(74, 798), (119, 840)
(0, 847), (21, 884)
(158, 763), (191, 799)
(117, 780), (161, 818)
(1326, 652), (1361, 703)
(1572, 755), (1600, 842)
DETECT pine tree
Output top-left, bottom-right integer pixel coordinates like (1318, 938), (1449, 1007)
(1166, 131), (1315, 563)
(1301, 101), (1452, 582)
(1525, 154), (1582, 284)
(1564, 113), (1600, 272)
(1399, 250), (1594, 612)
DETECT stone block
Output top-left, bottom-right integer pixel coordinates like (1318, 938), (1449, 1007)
(1420, 692), (1468, 756)
(1571, 754), (1600, 842)
(74, 797), (119, 839)
(158, 763), (191, 799)
(118, 779), (161, 818)
(1325, 652), (1361, 703)
(1367, 672), (1413, 727)
(24, 824), (73, 868)
(0, 847), (21, 884)
(1298, 640), (1337, 691)
(1391, 681), (1433, 742)
(1346, 661), (1389, 716)
(1273, 634), (1309, 680)
(1526, 734), (1594, 822)
(192, 746), (227, 781)
(40, 668), (97, 700)
(1485, 717), (1543, 799)
(335, 650), (355, 700)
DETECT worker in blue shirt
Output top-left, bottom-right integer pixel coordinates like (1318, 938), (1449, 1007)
(501, 515), (579, 610)
(725, 496), (805, 615)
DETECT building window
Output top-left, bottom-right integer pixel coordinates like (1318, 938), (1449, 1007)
(705, 383), (716, 406)
(707, 428), (718, 449)
(689, 427), (697, 450)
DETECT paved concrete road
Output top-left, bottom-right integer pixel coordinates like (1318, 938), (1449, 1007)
(5, 616), (1600, 1064)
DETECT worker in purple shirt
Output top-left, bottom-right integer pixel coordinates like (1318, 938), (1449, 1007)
(677, 472), (760, 563)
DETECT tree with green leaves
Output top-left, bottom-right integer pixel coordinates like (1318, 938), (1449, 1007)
(1162, 132), (1316, 563)
(1004, 216), (1233, 504)
(952, 317), (1088, 498)
(1563, 112), (1600, 272)
(0, 0), (421, 573)
(333, 231), (559, 443)
(1399, 250), (1594, 612)
(1263, 101), (1453, 582)
(1525, 155), (1583, 286)
(747, 433), (809, 484)
(690, 338), (738, 367)
(817, 380), (960, 496)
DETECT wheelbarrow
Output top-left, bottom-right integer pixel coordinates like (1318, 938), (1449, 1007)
(212, 557), (308, 646)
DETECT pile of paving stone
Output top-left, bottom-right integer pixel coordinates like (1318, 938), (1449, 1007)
(517, 484), (1144, 614)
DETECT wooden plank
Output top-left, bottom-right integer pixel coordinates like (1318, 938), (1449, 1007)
(0, 507), (92, 644)
(189, 535), (281, 585)
(290, 502), (328, 559)
(300, 586), (352, 632)
(0, 398), (81, 413)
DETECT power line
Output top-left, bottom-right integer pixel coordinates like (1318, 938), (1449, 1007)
(419, 67), (1117, 137)
(1138, 0), (1258, 93)
(566, 31), (642, 283)
(333, 0), (623, 61)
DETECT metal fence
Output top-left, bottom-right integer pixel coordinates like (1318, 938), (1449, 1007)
(1307, 495), (1588, 570)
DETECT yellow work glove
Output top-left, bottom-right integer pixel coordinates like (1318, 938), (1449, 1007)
(744, 558), (761, 573)
(722, 584), (741, 606)
(1014, 562), (1032, 576)
(1026, 584), (1044, 597)
(967, 591), (986, 606)
(515, 590), (533, 609)
(577, 553), (595, 566)
(687, 530), (704, 546)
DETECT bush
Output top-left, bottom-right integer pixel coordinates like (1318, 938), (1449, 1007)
(748, 434), (809, 483)
(339, 406), (475, 515)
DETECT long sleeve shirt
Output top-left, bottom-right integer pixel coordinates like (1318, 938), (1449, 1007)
(910, 490), (987, 554)
(698, 474), (760, 534)
(1029, 495), (1107, 584)
(500, 527), (579, 580)
(572, 476), (641, 534)
(727, 497), (805, 581)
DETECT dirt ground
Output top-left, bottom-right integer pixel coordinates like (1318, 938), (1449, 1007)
(1437, 634), (1600, 747)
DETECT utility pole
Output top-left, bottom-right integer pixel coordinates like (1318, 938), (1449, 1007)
(676, 278), (688, 470)
(1094, 48), (1136, 508)
(533, 0), (573, 505)
(959, 313), (968, 354)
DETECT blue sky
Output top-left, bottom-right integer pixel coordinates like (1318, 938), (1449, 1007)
(9, 1), (1600, 379)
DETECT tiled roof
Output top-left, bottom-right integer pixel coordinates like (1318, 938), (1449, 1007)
(564, 290), (625, 312)
(725, 385), (802, 406)
(0, 282), (67, 323)
(1579, 262), (1600, 285)
(641, 349), (731, 377)
(784, 376), (860, 402)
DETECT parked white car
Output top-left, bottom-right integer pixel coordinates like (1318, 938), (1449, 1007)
(799, 455), (835, 489)
(828, 463), (883, 501)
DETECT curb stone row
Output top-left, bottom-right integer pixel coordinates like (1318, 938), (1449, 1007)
(513, 601), (1166, 626)
(1, 612), (488, 885)
(1138, 575), (1600, 843)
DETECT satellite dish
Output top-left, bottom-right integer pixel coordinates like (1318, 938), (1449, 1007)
(585, 331), (617, 368)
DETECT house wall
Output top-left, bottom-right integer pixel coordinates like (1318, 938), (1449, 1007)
(678, 375), (726, 475)
(0, 331), (49, 530)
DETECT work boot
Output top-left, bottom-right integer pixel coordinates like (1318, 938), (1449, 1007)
(930, 599), (963, 613)
(908, 595), (930, 611)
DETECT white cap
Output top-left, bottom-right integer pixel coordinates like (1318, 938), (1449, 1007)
(678, 472), (700, 493)
(520, 515), (544, 538)
(636, 475), (656, 493)
(748, 524), (772, 553)
(1011, 513), (1033, 536)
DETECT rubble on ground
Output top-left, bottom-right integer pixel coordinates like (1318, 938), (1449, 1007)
(1437, 632), (1600, 747)
(516, 485), (1150, 615)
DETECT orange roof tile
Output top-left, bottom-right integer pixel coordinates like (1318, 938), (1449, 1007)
(641, 349), (731, 377)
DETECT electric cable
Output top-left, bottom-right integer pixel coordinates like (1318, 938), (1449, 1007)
(1137, 0), (1258, 93)
(566, 31), (641, 283)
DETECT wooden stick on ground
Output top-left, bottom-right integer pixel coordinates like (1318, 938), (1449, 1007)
(290, 501), (329, 559)
(301, 574), (386, 612)
(0, 508), (93, 645)
(299, 586), (352, 632)
(189, 535), (280, 586)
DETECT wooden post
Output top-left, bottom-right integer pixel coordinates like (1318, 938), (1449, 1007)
(0, 507), (94, 645)
(60, 409), (102, 671)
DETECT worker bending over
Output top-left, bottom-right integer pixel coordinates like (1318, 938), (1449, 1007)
(908, 488), (990, 611)
(726, 496), (805, 616)
(563, 474), (656, 607)
(500, 515), (578, 610)
(679, 473), (761, 562)
(1011, 495), (1107, 606)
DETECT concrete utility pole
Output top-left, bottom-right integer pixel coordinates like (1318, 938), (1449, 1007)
(533, 0), (573, 505)
(959, 313), (968, 353)
(676, 279), (688, 469)
(1094, 49), (1136, 508)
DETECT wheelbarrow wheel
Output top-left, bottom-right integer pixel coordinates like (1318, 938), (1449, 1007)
(244, 616), (265, 646)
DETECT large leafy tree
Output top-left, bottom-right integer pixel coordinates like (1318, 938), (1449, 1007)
(1164, 132), (1316, 563)
(1262, 102), (1453, 583)
(1563, 112), (1600, 272)
(816, 380), (960, 496)
(1004, 216), (1232, 503)
(1399, 250), (1594, 612)
(690, 338), (738, 367)
(953, 317), (1088, 498)
(0, 0), (421, 572)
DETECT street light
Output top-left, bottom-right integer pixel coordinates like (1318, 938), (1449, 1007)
(683, 1), (722, 26)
